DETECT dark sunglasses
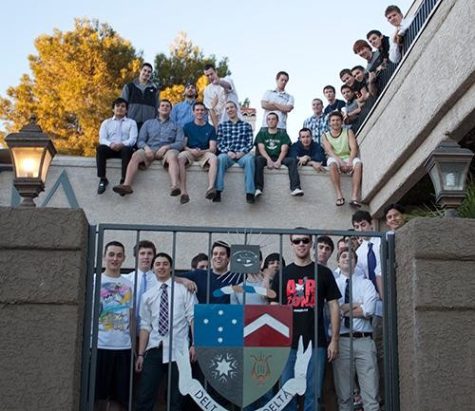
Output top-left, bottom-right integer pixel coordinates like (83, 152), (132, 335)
(291, 238), (311, 245)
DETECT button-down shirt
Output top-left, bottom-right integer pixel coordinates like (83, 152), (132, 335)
(171, 99), (195, 128)
(137, 117), (184, 151)
(217, 120), (254, 154)
(204, 76), (241, 124)
(140, 279), (196, 363)
(303, 113), (328, 146)
(334, 274), (378, 334)
(123, 269), (158, 311)
(261, 89), (295, 129)
(99, 116), (138, 147)
(389, 16), (415, 64)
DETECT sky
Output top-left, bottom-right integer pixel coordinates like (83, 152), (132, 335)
(0, 0), (413, 139)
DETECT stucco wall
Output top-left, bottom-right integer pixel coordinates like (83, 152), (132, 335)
(0, 208), (89, 410)
(395, 217), (475, 411)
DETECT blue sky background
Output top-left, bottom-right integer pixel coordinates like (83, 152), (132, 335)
(1, 0), (413, 139)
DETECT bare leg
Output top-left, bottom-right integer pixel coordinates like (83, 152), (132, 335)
(351, 163), (362, 201)
(178, 156), (188, 195)
(329, 163), (344, 200)
(207, 156), (218, 190)
(122, 151), (143, 186)
(166, 152), (180, 188)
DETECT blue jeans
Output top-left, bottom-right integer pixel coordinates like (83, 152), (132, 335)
(280, 347), (326, 411)
(215, 153), (255, 194)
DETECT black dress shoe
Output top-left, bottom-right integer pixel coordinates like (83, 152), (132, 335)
(246, 193), (255, 204)
(97, 179), (108, 194)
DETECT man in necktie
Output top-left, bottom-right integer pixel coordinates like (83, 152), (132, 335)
(333, 247), (380, 411)
(351, 210), (385, 407)
(135, 253), (197, 411)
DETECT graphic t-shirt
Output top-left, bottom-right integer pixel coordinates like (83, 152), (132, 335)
(254, 129), (292, 158)
(97, 274), (133, 349)
(271, 262), (341, 348)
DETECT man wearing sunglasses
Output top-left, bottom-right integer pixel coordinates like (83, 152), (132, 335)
(271, 231), (341, 411)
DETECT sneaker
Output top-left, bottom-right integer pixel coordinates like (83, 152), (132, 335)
(246, 193), (255, 204)
(97, 179), (108, 195)
(112, 184), (133, 196)
(254, 188), (263, 198)
(291, 188), (304, 197)
(212, 191), (222, 203)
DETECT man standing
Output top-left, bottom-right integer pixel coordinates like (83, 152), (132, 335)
(332, 247), (380, 411)
(289, 128), (327, 172)
(113, 100), (184, 196)
(135, 253), (196, 411)
(214, 101), (255, 203)
(385, 5), (413, 64)
(254, 112), (303, 198)
(96, 98), (137, 194)
(271, 231), (341, 411)
(180, 240), (242, 304)
(177, 102), (218, 204)
(303, 98), (327, 146)
(203, 64), (240, 127)
(123, 240), (158, 328)
(261, 71), (294, 130)
(316, 235), (335, 267)
(171, 81), (200, 128)
(94, 241), (133, 411)
(121, 63), (158, 131)
(323, 85), (346, 117)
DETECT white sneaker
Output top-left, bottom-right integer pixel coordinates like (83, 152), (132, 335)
(291, 188), (304, 196)
(254, 189), (263, 198)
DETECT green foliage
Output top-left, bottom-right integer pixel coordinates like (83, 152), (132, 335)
(154, 32), (230, 93)
(0, 18), (141, 156)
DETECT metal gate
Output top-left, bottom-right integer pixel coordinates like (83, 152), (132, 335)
(80, 224), (398, 411)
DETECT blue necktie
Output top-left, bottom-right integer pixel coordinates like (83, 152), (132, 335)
(367, 242), (377, 289)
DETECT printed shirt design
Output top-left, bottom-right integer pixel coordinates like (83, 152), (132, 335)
(285, 277), (316, 309)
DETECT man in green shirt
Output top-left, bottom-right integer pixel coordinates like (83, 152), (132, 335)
(254, 112), (304, 198)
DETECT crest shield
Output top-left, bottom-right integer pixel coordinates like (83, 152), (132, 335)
(194, 304), (292, 407)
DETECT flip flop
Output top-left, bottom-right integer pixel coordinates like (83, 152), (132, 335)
(336, 198), (345, 206)
(349, 200), (362, 208)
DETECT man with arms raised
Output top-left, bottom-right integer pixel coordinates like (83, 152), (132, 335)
(271, 230), (341, 411)
(113, 100), (184, 196)
(177, 102), (218, 203)
(94, 241), (133, 411)
(254, 112), (303, 198)
(261, 71), (294, 130)
(121, 63), (158, 131)
(214, 101), (255, 203)
(203, 64), (240, 128)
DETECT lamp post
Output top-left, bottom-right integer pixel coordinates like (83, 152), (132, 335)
(5, 116), (57, 207)
(424, 139), (474, 217)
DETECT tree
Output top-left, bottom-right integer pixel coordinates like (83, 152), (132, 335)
(0, 19), (142, 156)
(154, 32), (230, 104)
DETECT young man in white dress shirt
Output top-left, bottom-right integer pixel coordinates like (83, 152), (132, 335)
(332, 247), (380, 411)
(135, 253), (196, 411)
(96, 97), (138, 194)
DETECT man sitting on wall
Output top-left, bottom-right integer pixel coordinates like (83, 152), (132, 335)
(289, 127), (327, 172)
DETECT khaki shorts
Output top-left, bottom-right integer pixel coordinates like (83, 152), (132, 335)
(134, 148), (179, 168)
(178, 150), (216, 168)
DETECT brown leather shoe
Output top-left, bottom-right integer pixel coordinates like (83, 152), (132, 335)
(113, 184), (133, 195)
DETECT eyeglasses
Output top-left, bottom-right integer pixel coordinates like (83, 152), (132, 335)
(291, 238), (311, 245)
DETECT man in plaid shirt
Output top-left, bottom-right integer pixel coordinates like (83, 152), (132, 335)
(214, 101), (256, 203)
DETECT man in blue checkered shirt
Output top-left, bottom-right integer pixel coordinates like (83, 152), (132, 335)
(214, 101), (256, 203)
(303, 98), (328, 147)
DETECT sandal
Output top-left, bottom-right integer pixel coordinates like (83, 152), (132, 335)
(336, 198), (345, 206)
(349, 200), (362, 208)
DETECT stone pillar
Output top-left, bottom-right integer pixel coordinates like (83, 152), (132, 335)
(396, 217), (475, 411)
(0, 207), (89, 410)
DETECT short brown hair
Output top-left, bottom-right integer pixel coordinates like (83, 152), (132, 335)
(353, 40), (372, 54)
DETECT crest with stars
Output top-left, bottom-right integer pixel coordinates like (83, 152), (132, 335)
(194, 304), (293, 407)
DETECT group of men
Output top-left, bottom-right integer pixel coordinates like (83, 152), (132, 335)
(93, 202), (407, 411)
